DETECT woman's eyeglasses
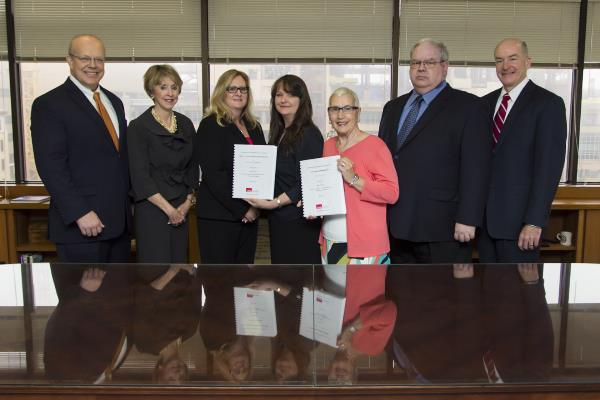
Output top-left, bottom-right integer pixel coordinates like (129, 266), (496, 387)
(226, 86), (249, 94)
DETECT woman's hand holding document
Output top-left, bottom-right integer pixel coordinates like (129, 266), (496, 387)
(300, 155), (346, 217)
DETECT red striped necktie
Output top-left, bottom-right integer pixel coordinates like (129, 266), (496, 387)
(492, 93), (510, 149)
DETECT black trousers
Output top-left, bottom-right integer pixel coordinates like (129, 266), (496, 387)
(477, 227), (540, 263)
(197, 218), (258, 264)
(268, 216), (321, 265)
(55, 231), (131, 264)
(390, 238), (473, 264)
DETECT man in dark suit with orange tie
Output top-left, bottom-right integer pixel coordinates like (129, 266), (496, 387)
(378, 38), (491, 263)
(31, 34), (131, 263)
(479, 38), (567, 263)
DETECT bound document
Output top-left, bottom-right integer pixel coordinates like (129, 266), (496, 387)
(299, 287), (346, 348)
(10, 195), (50, 203)
(234, 287), (277, 337)
(300, 156), (346, 217)
(232, 144), (277, 200)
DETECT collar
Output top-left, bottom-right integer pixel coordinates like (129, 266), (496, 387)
(501, 77), (530, 101)
(408, 80), (447, 107)
(69, 75), (102, 97)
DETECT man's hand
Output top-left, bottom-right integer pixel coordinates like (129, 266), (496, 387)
(454, 223), (476, 242)
(518, 224), (542, 251)
(76, 211), (105, 237)
(453, 264), (474, 279)
(80, 267), (106, 292)
(518, 263), (540, 283)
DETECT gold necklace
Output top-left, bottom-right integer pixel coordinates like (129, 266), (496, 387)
(151, 107), (178, 134)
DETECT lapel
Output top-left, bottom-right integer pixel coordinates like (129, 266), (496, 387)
(102, 85), (127, 146)
(384, 95), (410, 151)
(401, 84), (453, 148)
(64, 78), (120, 151)
(495, 80), (536, 150)
(486, 88), (502, 116)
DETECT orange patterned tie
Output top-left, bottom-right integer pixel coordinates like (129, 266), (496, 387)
(93, 91), (119, 151)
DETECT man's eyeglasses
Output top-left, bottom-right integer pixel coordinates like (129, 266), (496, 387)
(69, 53), (105, 65)
(409, 59), (446, 69)
(327, 105), (359, 114)
(226, 86), (249, 94)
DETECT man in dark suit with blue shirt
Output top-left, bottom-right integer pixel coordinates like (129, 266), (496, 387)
(31, 34), (131, 263)
(478, 38), (566, 263)
(378, 38), (491, 264)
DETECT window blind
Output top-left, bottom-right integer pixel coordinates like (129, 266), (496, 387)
(208, 0), (393, 61)
(586, 0), (600, 62)
(13, 0), (202, 60)
(0, 2), (7, 58)
(399, 0), (579, 66)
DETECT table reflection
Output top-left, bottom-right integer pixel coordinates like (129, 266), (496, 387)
(0, 262), (594, 388)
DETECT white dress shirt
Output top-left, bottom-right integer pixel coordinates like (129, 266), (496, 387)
(69, 75), (120, 137)
(494, 77), (530, 118)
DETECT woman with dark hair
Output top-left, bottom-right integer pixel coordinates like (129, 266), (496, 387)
(246, 74), (323, 264)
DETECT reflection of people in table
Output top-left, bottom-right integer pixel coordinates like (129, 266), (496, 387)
(328, 265), (397, 384)
(44, 267), (133, 383)
(321, 88), (399, 264)
(483, 264), (553, 382)
(131, 264), (201, 384)
(245, 277), (313, 382)
(245, 75), (323, 264)
(198, 267), (256, 382)
(386, 265), (485, 382)
(195, 69), (266, 264)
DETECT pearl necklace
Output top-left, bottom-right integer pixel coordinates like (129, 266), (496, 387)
(151, 107), (177, 134)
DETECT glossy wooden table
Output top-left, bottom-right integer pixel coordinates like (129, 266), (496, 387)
(0, 263), (600, 399)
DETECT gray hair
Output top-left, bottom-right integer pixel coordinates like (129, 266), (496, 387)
(68, 34), (105, 55)
(329, 87), (360, 108)
(495, 38), (529, 56)
(410, 38), (449, 61)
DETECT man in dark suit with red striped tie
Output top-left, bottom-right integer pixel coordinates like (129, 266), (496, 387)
(479, 38), (567, 262)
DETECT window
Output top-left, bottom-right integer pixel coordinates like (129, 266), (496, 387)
(210, 64), (391, 140)
(399, 65), (573, 181)
(21, 62), (202, 181)
(0, 61), (13, 182)
(579, 69), (600, 182)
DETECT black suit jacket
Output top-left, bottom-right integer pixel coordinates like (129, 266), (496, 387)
(31, 78), (131, 244)
(379, 84), (491, 242)
(483, 81), (566, 239)
(387, 266), (485, 382)
(195, 114), (266, 221)
(270, 124), (324, 221)
(127, 107), (197, 203)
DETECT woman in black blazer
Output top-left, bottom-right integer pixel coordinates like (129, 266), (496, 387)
(195, 69), (265, 264)
(128, 65), (197, 263)
(246, 75), (323, 264)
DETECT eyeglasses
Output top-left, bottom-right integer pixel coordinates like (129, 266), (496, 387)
(226, 86), (249, 94)
(327, 105), (359, 114)
(69, 53), (105, 65)
(409, 59), (446, 69)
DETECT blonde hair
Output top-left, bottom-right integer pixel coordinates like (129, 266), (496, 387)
(205, 69), (258, 128)
(143, 64), (183, 98)
(329, 87), (361, 108)
(210, 337), (253, 383)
